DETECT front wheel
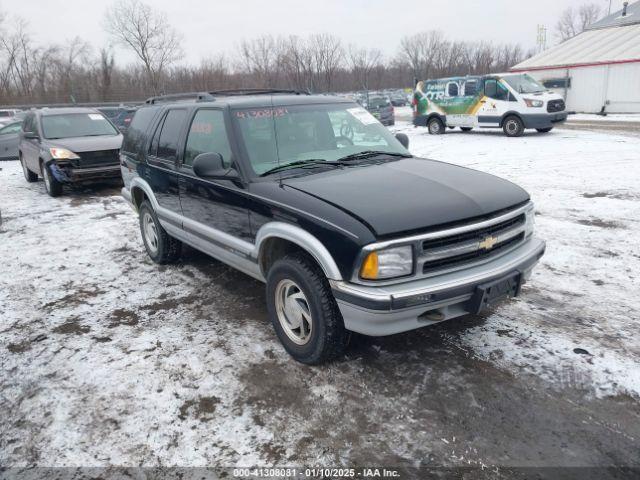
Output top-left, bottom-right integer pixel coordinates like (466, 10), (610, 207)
(266, 252), (349, 364)
(428, 117), (445, 135)
(138, 201), (182, 264)
(503, 115), (525, 137)
(41, 162), (63, 197)
(536, 127), (553, 133)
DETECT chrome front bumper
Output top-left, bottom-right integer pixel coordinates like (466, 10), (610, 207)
(331, 237), (545, 336)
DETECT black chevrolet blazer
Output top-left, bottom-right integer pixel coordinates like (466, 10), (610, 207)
(121, 89), (545, 364)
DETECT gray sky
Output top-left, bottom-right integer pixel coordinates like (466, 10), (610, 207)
(0, 0), (627, 66)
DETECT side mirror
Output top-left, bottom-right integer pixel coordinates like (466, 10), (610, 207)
(395, 133), (409, 149)
(192, 152), (238, 180)
(23, 131), (39, 140)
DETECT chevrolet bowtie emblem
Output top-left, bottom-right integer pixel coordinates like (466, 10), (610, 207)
(479, 235), (498, 251)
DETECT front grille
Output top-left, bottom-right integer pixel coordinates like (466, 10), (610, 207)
(421, 213), (527, 275)
(422, 232), (524, 274)
(547, 99), (565, 113)
(76, 149), (119, 168)
(422, 214), (525, 250)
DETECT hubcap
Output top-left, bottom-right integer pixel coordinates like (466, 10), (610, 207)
(275, 279), (313, 345)
(507, 121), (518, 134)
(429, 121), (441, 134)
(143, 211), (159, 254)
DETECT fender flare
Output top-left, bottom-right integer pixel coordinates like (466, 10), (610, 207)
(254, 222), (343, 281)
(128, 177), (160, 211)
(500, 111), (524, 128)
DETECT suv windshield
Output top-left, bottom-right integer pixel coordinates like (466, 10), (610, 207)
(502, 74), (546, 94)
(232, 103), (409, 175)
(41, 113), (119, 139)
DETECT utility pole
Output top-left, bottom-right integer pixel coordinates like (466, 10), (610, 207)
(536, 25), (547, 53)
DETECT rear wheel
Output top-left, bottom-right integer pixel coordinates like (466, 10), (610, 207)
(536, 127), (553, 133)
(503, 115), (525, 137)
(266, 252), (349, 364)
(41, 162), (63, 197)
(20, 155), (37, 182)
(428, 117), (445, 135)
(138, 200), (182, 264)
(460, 127), (473, 132)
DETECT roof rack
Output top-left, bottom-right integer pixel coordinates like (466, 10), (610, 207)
(145, 92), (215, 104)
(208, 88), (310, 96)
(145, 88), (311, 105)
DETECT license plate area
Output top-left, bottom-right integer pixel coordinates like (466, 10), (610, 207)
(467, 271), (522, 314)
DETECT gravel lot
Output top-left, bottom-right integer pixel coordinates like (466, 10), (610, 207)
(1, 120), (639, 474)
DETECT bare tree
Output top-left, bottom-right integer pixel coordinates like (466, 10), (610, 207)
(555, 3), (601, 42)
(97, 48), (115, 101)
(238, 35), (283, 87)
(347, 46), (382, 91)
(308, 34), (343, 92)
(104, 0), (183, 94)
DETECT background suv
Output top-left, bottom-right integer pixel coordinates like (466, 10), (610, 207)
(19, 108), (123, 196)
(364, 95), (395, 126)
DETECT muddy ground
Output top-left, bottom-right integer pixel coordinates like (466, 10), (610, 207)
(1, 122), (639, 478)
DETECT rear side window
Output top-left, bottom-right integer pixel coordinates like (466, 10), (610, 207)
(151, 109), (187, 161)
(184, 109), (232, 167)
(122, 106), (159, 158)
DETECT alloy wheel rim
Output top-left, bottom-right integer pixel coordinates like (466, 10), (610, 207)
(275, 279), (313, 345)
(507, 120), (518, 134)
(143, 211), (159, 254)
(430, 121), (440, 134)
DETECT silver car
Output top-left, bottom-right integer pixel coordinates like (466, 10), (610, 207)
(0, 120), (22, 160)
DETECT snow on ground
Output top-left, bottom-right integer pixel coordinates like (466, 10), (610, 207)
(1, 122), (640, 469)
(391, 121), (640, 398)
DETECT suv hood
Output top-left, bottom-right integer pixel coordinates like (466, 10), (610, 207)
(283, 157), (530, 237)
(45, 135), (123, 153)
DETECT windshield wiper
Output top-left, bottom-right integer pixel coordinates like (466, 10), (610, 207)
(337, 150), (412, 162)
(260, 159), (342, 177)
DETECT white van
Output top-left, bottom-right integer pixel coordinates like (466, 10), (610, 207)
(412, 73), (567, 137)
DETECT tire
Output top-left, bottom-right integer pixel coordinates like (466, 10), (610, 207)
(503, 115), (525, 137)
(536, 127), (553, 133)
(138, 200), (182, 264)
(20, 154), (38, 182)
(266, 252), (349, 364)
(460, 127), (473, 132)
(41, 161), (63, 197)
(427, 117), (445, 135)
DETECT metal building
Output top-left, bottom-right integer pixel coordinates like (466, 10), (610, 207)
(511, 1), (640, 113)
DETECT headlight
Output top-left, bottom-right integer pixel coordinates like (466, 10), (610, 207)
(525, 208), (536, 237)
(50, 147), (80, 160)
(524, 98), (543, 108)
(360, 245), (413, 280)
